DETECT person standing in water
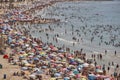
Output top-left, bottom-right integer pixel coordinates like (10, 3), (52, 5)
(114, 50), (117, 56)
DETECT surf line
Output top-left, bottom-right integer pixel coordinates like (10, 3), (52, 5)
(57, 37), (78, 44)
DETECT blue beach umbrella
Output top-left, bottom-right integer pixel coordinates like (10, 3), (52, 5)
(54, 73), (61, 77)
(33, 57), (39, 61)
(73, 69), (79, 75)
(88, 74), (96, 80)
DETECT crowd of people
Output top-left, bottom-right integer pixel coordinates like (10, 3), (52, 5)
(0, 0), (120, 80)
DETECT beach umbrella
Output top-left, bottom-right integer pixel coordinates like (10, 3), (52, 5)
(51, 47), (58, 51)
(41, 66), (47, 69)
(50, 54), (56, 57)
(23, 53), (28, 57)
(73, 69), (79, 75)
(28, 52), (34, 55)
(49, 45), (54, 49)
(64, 77), (70, 80)
(104, 78), (110, 80)
(77, 65), (83, 68)
(58, 49), (65, 53)
(57, 64), (63, 67)
(95, 74), (101, 78)
(25, 64), (35, 67)
(28, 55), (33, 58)
(75, 58), (84, 63)
(80, 77), (87, 80)
(0, 19), (3, 23)
(62, 68), (67, 72)
(35, 70), (43, 75)
(68, 56), (73, 59)
(22, 60), (28, 64)
(32, 43), (38, 47)
(88, 74), (96, 80)
(29, 74), (36, 79)
(33, 57), (39, 61)
(21, 67), (28, 70)
(50, 78), (56, 80)
(3, 54), (9, 59)
(37, 48), (42, 51)
(40, 51), (46, 55)
(69, 59), (74, 63)
(96, 69), (103, 73)
(33, 68), (40, 71)
(36, 55), (41, 58)
(19, 50), (25, 54)
(25, 44), (29, 47)
(99, 75), (109, 79)
(68, 65), (74, 67)
(71, 62), (77, 65)
(58, 54), (64, 58)
(19, 55), (24, 59)
(89, 63), (95, 68)
(47, 47), (51, 50)
(43, 46), (48, 50)
(83, 63), (89, 67)
(50, 60), (55, 63)
(10, 44), (15, 47)
(69, 72), (75, 77)
(54, 73), (61, 77)
(96, 65), (101, 69)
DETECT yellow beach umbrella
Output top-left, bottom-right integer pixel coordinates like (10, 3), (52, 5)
(23, 53), (28, 57)
(40, 51), (46, 55)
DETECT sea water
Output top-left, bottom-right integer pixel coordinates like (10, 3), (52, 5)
(30, 1), (120, 55)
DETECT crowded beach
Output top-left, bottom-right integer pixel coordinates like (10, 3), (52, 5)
(0, 0), (120, 80)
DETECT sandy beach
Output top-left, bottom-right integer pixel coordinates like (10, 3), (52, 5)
(0, 0), (120, 80)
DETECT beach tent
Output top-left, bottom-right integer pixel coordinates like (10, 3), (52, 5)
(3, 54), (9, 59)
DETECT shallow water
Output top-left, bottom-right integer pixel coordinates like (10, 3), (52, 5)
(29, 1), (120, 55)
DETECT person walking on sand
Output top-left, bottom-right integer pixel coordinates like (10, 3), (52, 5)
(3, 74), (6, 79)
